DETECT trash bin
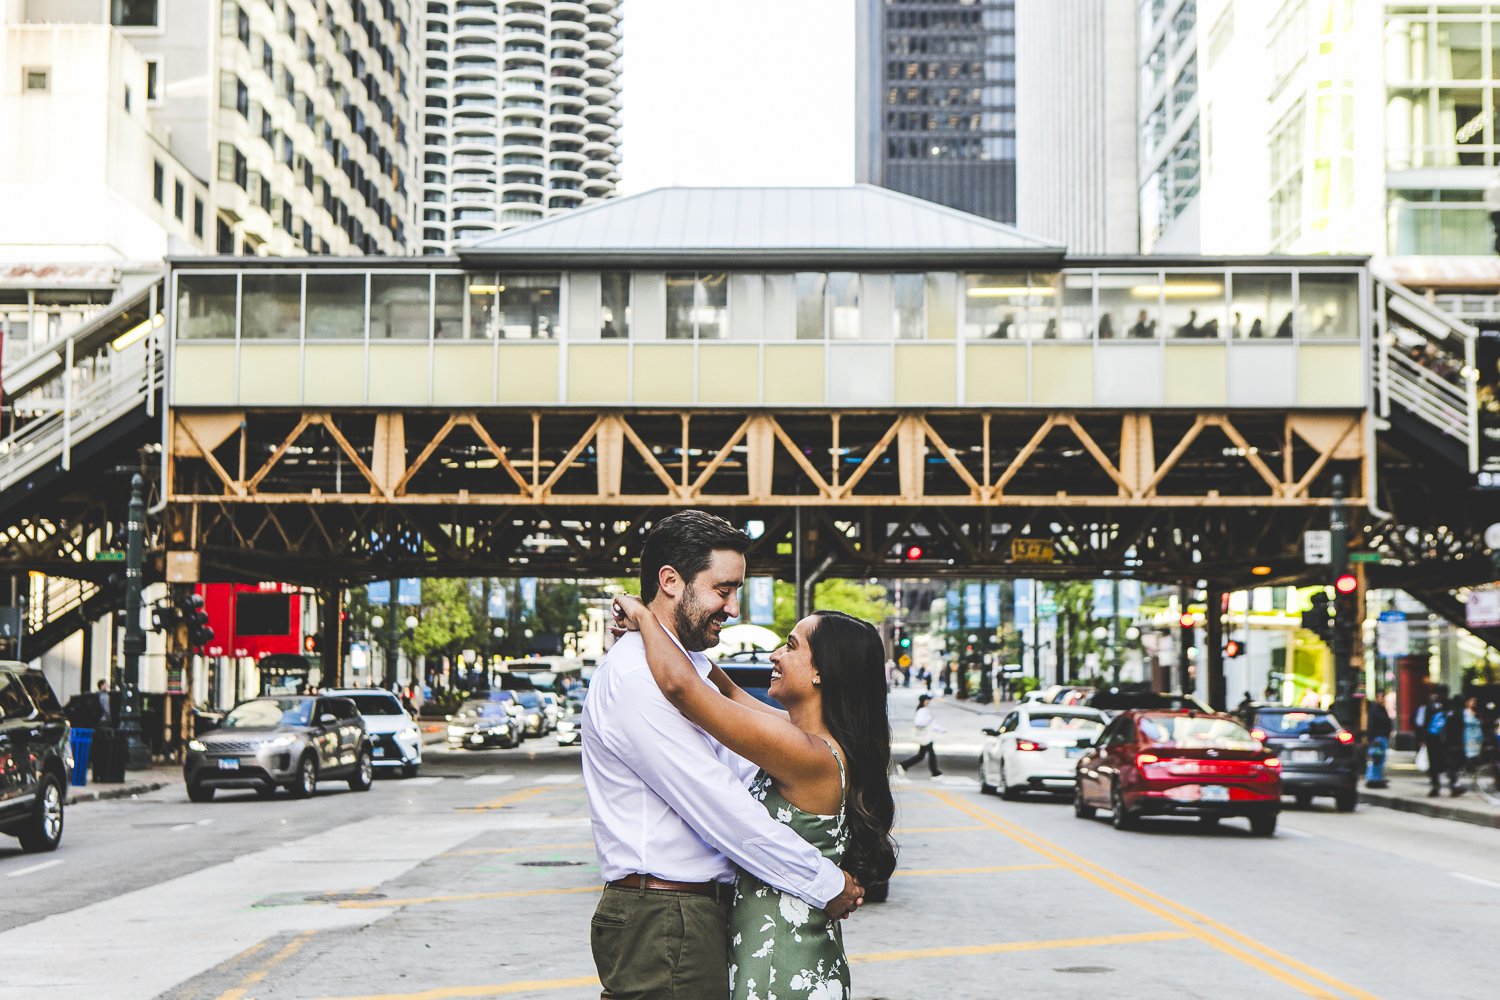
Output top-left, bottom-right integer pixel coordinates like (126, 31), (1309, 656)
(92, 727), (126, 783)
(69, 728), (93, 787)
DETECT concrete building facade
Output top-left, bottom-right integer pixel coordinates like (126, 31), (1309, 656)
(417, 0), (622, 253)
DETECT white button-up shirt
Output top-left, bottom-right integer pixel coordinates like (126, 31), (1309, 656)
(581, 631), (845, 908)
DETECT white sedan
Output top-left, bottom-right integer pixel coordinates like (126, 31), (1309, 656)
(979, 705), (1107, 800)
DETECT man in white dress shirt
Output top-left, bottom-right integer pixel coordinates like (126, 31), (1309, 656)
(581, 510), (863, 999)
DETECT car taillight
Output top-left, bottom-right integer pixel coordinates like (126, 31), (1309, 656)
(1017, 739), (1046, 752)
(1336, 731), (1354, 744)
(1263, 757), (1281, 768)
(1250, 729), (1266, 742)
(1135, 753), (1160, 766)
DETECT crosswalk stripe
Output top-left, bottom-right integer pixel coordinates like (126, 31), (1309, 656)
(465, 775), (515, 786)
(402, 776), (445, 786)
(533, 775), (580, 785)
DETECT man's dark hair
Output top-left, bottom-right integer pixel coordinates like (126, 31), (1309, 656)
(639, 510), (750, 602)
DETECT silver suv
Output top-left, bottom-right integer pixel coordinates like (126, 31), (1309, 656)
(183, 695), (372, 801)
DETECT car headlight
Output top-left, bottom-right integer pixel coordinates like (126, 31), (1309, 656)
(265, 734), (299, 749)
(557, 720), (576, 732)
(401, 725), (420, 739)
(188, 739), (208, 752)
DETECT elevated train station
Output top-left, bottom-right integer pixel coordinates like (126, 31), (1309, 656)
(2, 186), (1496, 703)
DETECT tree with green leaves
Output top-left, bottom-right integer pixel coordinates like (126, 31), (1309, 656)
(771, 578), (893, 638)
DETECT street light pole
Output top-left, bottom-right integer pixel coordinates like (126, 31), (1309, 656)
(119, 473), (150, 769)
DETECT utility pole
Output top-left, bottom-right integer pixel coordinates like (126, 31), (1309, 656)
(1330, 473), (1355, 700)
(119, 473), (150, 769)
(383, 576), (398, 689)
(1206, 585), (1226, 711)
(1177, 583), (1193, 694)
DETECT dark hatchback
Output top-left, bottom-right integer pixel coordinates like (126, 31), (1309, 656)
(0, 661), (71, 852)
(1082, 687), (1213, 719)
(1243, 705), (1359, 811)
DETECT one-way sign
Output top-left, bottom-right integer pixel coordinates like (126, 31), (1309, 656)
(1304, 530), (1332, 565)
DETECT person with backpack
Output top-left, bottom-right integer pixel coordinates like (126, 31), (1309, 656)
(1416, 689), (1458, 798)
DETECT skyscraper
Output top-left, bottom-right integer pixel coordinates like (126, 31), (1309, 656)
(418, 0), (622, 253)
(854, 0), (1017, 224)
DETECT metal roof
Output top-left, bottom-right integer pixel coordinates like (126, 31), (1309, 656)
(458, 185), (1064, 266)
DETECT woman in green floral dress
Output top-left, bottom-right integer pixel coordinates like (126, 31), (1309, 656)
(613, 597), (897, 1000)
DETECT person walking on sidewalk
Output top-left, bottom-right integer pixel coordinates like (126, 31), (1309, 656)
(1415, 689), (1452, 798)
(1364, 694), (1392, 789)
(1458, 695), (1487, 791)
(898, 694), (945, 777)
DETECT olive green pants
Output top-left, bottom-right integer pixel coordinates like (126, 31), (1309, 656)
(590, 884), (731, 1000)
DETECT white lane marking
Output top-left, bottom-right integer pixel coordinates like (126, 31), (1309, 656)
(533, 774), (580, 785)
(1451, 872), (1500, 890)
(1277, 827), (1313, 839)
(465, 775), (514, 786)
(402, 776), (445, 786)
(170, 819), (215, 832)
(6, 860), (64, 878)
(933, 775), (979, 787)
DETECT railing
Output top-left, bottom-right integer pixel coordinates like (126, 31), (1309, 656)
(0, 330), (163, 496)
(25, 575), (100, 639)
(1373, 273), (1481, 471)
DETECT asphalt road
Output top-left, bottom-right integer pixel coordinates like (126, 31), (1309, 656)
(1, 696), (1495, 999)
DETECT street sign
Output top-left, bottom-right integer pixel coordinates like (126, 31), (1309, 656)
(1349, 551), (1381, 564)
(1011, 538), (1056, 564)
(898, 654), (911, 668)
(1468, 589), (1500, 628)
(92, 551), (125, 562)
(1376, 611), (1408, 658)
(1038, 598), (1057, 617)
(1303, 530), (1332, 565)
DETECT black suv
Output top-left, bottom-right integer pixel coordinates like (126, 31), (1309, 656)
(1241, 704), (1360, 811)
(0, 661), (71, 852)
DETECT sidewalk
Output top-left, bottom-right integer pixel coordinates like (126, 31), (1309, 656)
(66, 727), (451, 806)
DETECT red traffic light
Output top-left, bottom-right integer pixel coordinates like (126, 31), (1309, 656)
(1334, 573), (1357, 595)
(1224, 639), (1243, 657)
(303, 634), (318, 653)
(1179, 612), (1195, 628)
(905, 544), (924, 560)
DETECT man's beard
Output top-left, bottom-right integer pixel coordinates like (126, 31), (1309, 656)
(673, 591), (723, 652)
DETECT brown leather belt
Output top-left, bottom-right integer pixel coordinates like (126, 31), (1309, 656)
(606, 874), (733, 902)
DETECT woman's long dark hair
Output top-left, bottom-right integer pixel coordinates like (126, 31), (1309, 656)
(807, 610), (898, 887)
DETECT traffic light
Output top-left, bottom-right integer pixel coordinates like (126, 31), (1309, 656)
(304, 633), (322, 654)
(177, 593), (214, 647)
(1301, 591), (1334, 641)
(1334, 573), (1357, 595)
(898, 633), (912, 649)
(149, 600), (180, 633)
(1178, 612), (1195, 629)
(1333, 576), (1360, 643)
(1224, 638), (1243, 658)
(904, 544), (924, 560)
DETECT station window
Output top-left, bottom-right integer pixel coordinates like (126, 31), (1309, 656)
(23, 67), (49, 93)
(600, 272), (630, 339)
(666, 273), (727, 340)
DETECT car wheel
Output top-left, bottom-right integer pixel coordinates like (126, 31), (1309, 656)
(978, 756), (996, 795)
(1334, 789), (1358, 813)
(255, 785), (278, 799)
(287, 754), (318, 799)
(348, 748), (374, 792)
(1250, 810), (1278, 837)
(1111, 782), (1138, 831)
(1294, 792), (1313, 808)
(187, 781), (216, 803)
(1073, 784), (1096, 820)
(999, 761), (1022, 801)
(17, 773), (65, 852)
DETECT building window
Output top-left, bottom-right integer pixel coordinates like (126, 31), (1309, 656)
(152, 160), (164, 204)
(174, 180), (185, 221)
(145, 59), (160, 103)
(23, 67), (49, 93)
(466, 274), (560, 339)
(893, 273), (925, 340)
(666, 273), (727, 340)
(124, 85), (132, 111)
(600, 272), (630, 339)
(193, 197), (205, 239)
(111, 0), (160, 28)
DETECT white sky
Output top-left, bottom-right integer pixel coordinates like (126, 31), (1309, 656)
(615, 0), (857, 194)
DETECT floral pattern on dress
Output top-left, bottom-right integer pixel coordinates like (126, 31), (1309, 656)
(728, 741), (851, 1000)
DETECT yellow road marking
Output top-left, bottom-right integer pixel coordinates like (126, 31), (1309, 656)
(897, 863), (1059, 876)
(215, 930), (318, 1000)
(443, 840), (594, 857)
(337, 885), (601, 909)
(456, 787), (549, 812)
(311, 929), (1198, 999)
(892, 824), (986, 834)
(850, 929), (1194, 963)
(932, 790), (1378, 1000)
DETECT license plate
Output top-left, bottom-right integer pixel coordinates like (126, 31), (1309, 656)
(471, 735), (484, 744)
(1291, 750), (1320, 763)
(372, 747), (385, 757)
(217, 758), (240, 771)
(1200, 785), (1229, 802)
(1066, 747), (1084, 758)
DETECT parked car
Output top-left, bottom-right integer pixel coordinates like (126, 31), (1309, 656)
(447, 700), (521, 749)
(1082, 686), (1213, 719)
(321, 688), (423, 778)
(0, 662), (71, 852)
(1242, 705), (1360, 811)
(183, 696), (373, 801)
(980, 705), (1106, 799)
(1074, 709), (1281, 836)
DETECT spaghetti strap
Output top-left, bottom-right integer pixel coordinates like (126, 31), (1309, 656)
(816, 735), (847, 798)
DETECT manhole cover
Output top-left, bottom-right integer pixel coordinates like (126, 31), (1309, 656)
(519, 860), (586, 867)
(1055, 966), (1113, 974)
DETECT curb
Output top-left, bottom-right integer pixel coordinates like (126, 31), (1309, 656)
(67, 775), (176, 805)
(1357, 788), (1500, 830)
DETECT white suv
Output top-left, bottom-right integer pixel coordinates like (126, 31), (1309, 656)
(321, 689), (423, 778)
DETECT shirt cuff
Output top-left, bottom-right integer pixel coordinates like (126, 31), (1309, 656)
(803, 859), (847, 909)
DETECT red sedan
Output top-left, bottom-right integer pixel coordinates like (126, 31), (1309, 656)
(1074, 709), (1281, 836)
